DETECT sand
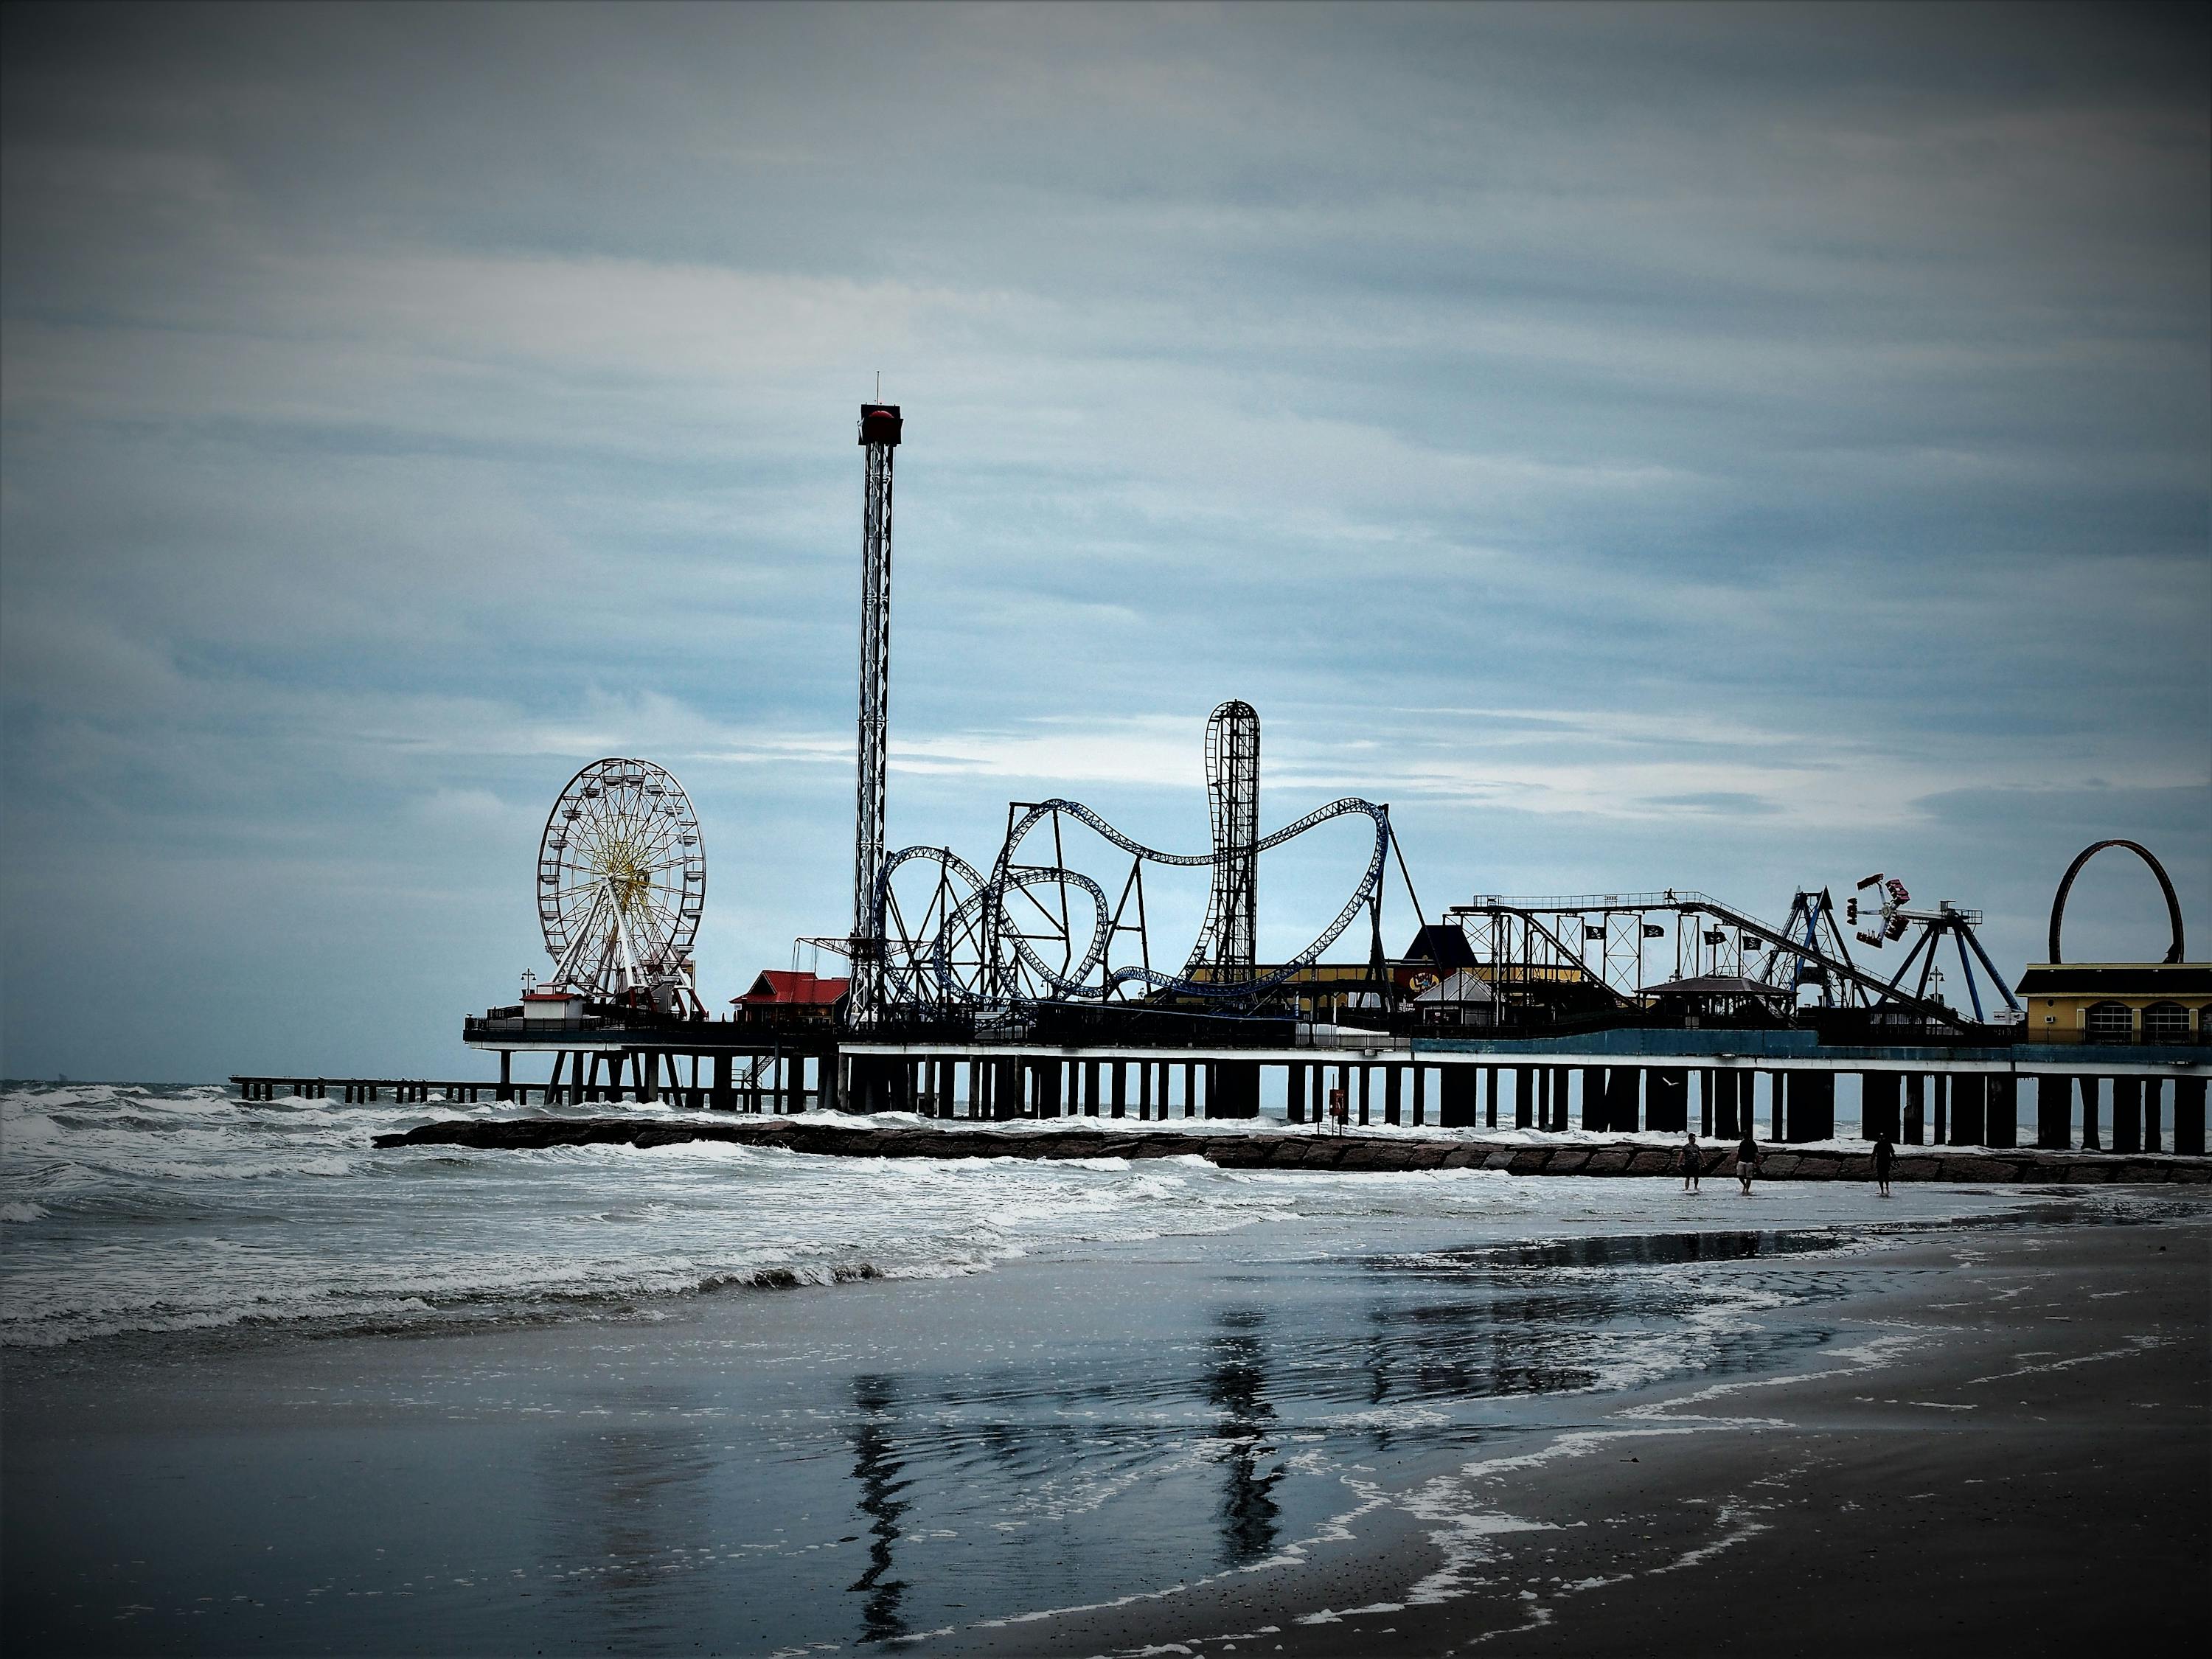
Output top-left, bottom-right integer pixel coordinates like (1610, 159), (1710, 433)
(5, 1193), (2204, 1656)
(972, 1214), (2210, 1657)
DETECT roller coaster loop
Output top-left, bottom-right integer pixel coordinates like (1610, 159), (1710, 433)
(875, 796), (1393, 1009)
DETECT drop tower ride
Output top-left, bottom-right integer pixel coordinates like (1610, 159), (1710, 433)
(849, 401), (902, 1026)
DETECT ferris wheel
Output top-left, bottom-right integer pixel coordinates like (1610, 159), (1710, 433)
(538, 758), (706, 1013)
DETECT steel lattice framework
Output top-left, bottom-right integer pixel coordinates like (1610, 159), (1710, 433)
(1448, 884), (2017, 1026)
(538, 757), (706, 1012)
(873, 793), (1392, 1014)
(1183, 700), (1261, 987)
(848, 403), (901, 1026)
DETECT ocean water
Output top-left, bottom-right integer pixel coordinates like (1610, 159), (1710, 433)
(0, 1081), (2149, 1655)
(1, 1080), (2051, 1354)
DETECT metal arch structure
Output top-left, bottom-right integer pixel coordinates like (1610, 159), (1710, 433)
(874, 796), (1396, 1014)
(538, 757), (706, 1014)
(848, 401), (902, 1026)
(1186, 700), (1261, 987)
(2048, 839), (2187, 964)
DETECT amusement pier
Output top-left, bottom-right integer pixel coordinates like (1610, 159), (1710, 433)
(238, 403), (2212, 1174)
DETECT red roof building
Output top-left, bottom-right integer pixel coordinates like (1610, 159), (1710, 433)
(732, 970), (849, 1011)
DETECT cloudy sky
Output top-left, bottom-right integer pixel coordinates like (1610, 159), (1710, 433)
(4, 1), (2206, 1081)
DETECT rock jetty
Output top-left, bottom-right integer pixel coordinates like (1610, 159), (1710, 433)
(371, 1116), (2212, 1182)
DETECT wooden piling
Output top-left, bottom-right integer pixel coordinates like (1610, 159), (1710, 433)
(2112, 1077), (2143, 1154)
(2175, 1077), (2206, 1156)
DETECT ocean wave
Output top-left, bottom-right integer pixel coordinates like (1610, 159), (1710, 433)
(2, 1079), (2057, 1354)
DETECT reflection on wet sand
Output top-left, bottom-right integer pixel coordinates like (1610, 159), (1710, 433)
(847, 1374), (911, 1643)
(527, 1232), (1879, 1652)
(546, 1407), (714, 1649)
(1203, 1309), (1282, 1565)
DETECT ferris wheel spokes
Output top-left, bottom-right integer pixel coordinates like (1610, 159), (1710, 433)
(536, 757), (707, 1016)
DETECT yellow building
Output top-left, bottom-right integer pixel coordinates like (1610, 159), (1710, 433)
(2014, 962), (2212, 1045)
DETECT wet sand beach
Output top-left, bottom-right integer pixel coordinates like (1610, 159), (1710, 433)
(987, 1215), (2210, 1658)
(5, 1088), (2206, 1658)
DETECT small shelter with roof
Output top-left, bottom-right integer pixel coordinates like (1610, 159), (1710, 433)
(732, 970), (849, 1023)
(1640, 974), (1795, 1026)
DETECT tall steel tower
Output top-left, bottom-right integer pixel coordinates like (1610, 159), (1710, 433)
(1184, 699), (1261, 986)
(849, 401), (902, 1025)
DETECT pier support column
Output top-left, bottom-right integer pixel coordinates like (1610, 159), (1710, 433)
(1383, 1065), (1402, 1126)
(1948, 1074), (1984, 1146)
(1411, 1065), (1426, 1127)
(1647, 1068), (1688, 1134)
(2112, 1077), (2143, 1153)
(1862, 1073), (1901, 1142)
(1709, 1071), (1736, 1139)
(993, 1057), (1024, 1121)
(2079, 1076), (2100, 1149)
(1185, 1061), (1199, 1119)
(1208, 1060), (1260, 1119)
(2144, 1079), (2163, 1153)
(1932, 1074), (1949, 1145)
(1548, 1067), (1569, 1131)
(1287, 1061), (1306, 1124)
(1112, 1061), (1127, 1119)
(711, 1053), (734, 1111)
(1903, 1074), (1925, 1144)
(1484, 1065), (1498, 1129)
(1985, 1075), (2017, 1148)
(1513, 1066), (1535, 1130)
(1439, 1065), (1478, 1127)
(1788, 1071), (1834, 1142)
(498, 1051), (512, 1103)
(1031, 1060), (1062, 1119)
(2174, 1077), (2206, 1157)
(1083, 1060), (1100, 1117)
(2034, 1076), (2070, 1148)
(1604, 1067), (1640, 1133)
(1579, 1067), (1607, 1132)
(1357, 1065), (1371, 1126)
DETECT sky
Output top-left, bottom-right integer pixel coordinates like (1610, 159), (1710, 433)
(2, 1), (2206, 1082)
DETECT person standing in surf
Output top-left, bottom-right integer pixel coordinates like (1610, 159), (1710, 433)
(1735, 1130), (1761, 1194)
(1872, 1129), (1896, 1197)
(1680, 1133), (1703, 1192)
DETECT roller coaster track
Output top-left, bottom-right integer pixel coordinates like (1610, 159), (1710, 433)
(876, 797), (1392, 1009)
(1453, 889), (1969, 1024)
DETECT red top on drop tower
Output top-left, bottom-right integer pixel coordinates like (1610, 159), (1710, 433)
(858, 404), (902, 446)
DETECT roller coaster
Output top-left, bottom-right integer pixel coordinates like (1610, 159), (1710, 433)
(870, 703), (1405, 1017)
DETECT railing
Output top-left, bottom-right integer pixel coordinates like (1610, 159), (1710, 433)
(1461, 890), (1725, 912)
(1301, 1024), (1413, 1051)
(2020, 1026), (2211, 1049)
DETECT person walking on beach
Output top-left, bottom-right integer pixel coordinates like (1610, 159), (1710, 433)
(1872, 1129), (1895, 1197)
(1735, 1130), (1761, 1194)
(1680, 1133), (1702, 1192)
